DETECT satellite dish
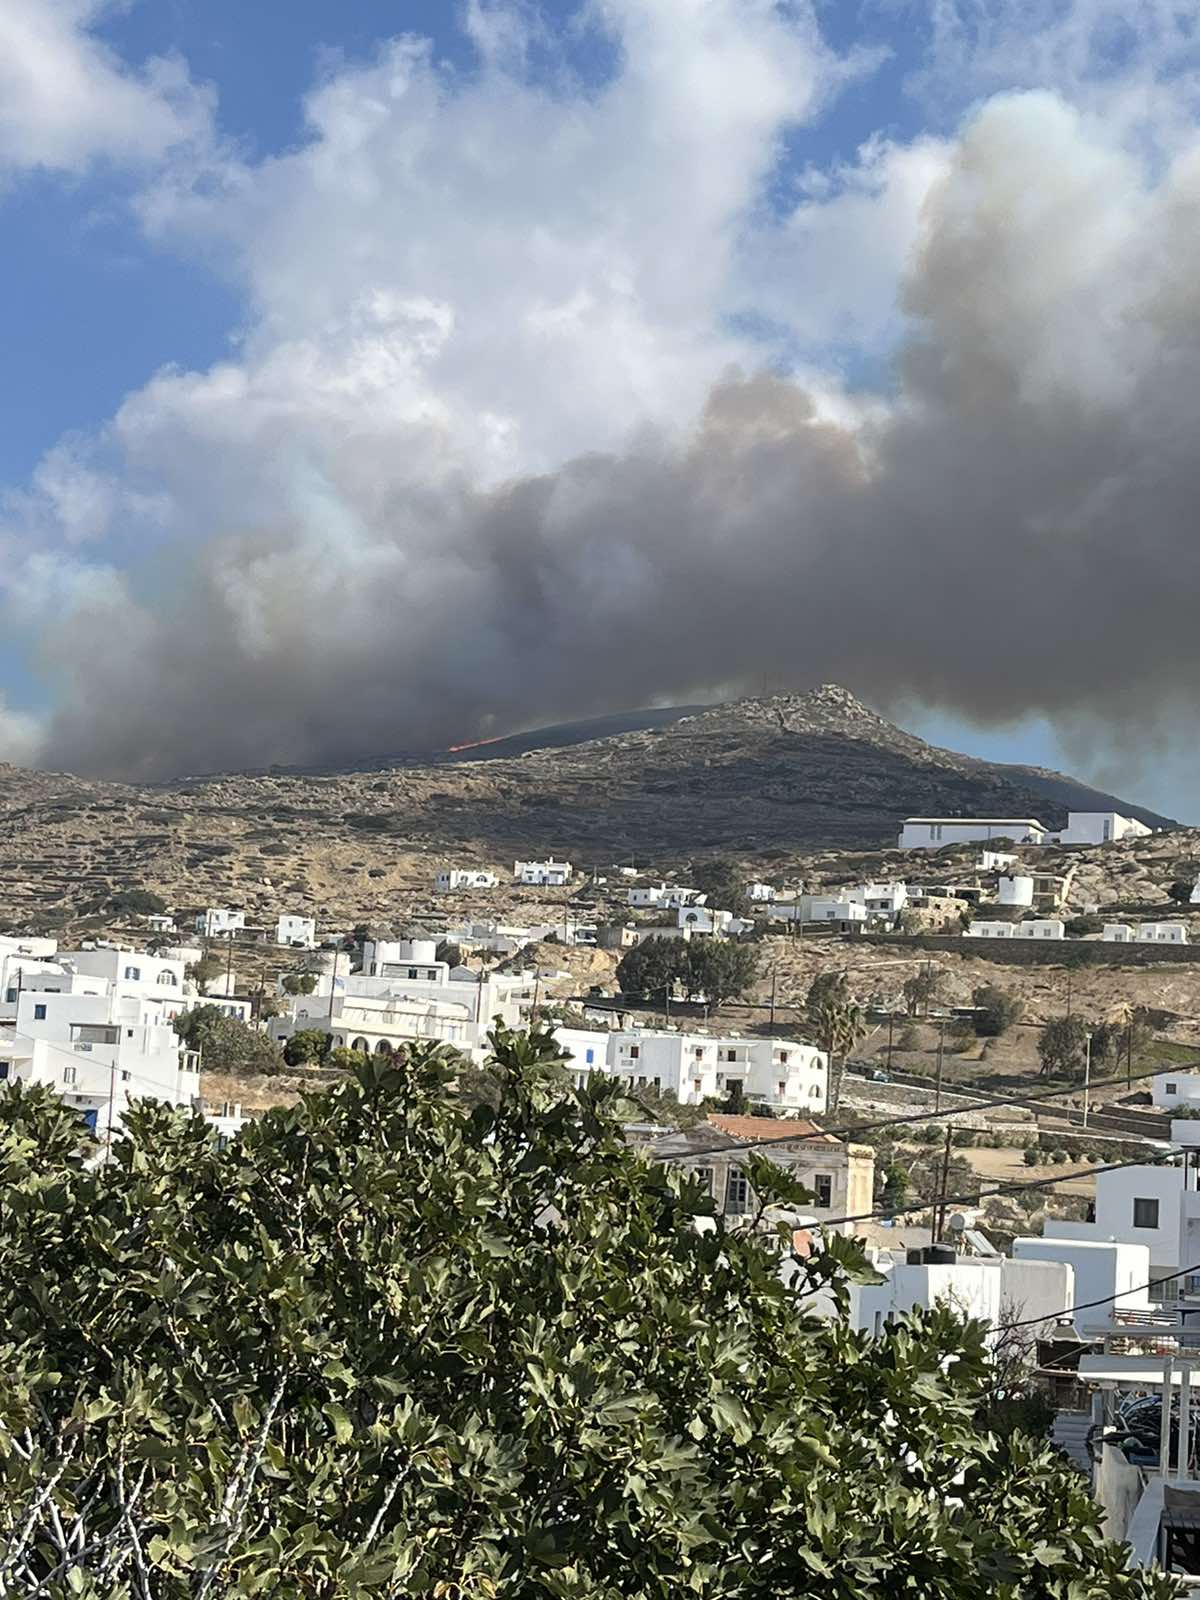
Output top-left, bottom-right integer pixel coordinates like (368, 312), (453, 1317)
(948, 1212), (968, 1232)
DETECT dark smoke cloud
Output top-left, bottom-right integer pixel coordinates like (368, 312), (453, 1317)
(35, 93), (1200, 782)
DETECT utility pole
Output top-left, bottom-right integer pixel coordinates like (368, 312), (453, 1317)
(104, 1058), (117, 1160)
(1083, 1030), (1093, 1129)
(934, 1125), (953, 1243)
(224, 929), (235, 998)
(769, 968), (777, 1037)
(934, 1015), (946, 1114)
(886, 1009), (895, 1074)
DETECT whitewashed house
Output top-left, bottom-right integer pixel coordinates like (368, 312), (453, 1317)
(1104, 923), (1136, 942)
(276, 913), (316, 948)
(676, 906), (750, 937)
(898, 816), (1049, 850)
(746, 882), (776, 903)
(627, 884), (667, 908)
(514, 859), (573, 887)
(0, 981), (200, 1138)
(997, 875), (1035, 907)
(965, 919), (1064, 940)
(435, 868), (498, 892)
(554, 1026), (828, 1116)
(1138, 923), (1189, 945)
(662, 888), (706, 910)
(770, 895), (868, 927)
(196, 908), (245, 939)
(1012, 1237), (1151, 1331)
(1054, 811), (1152, 846)
(1152, 1074), (1200, 1111)
(846, 1247), (1072, 1342)
(977, 850), (1018, 871)
(847, 882), (908, 920)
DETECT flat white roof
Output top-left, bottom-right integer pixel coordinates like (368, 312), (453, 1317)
(903, 817), (1047, 827)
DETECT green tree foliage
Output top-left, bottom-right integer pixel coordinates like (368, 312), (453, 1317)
(105, 887), (168, 917)
(902, 967), (941, 1016)
(616, 935), (680, 999)
(1167, 880), (1194, 905)
(971, 984), (1025, 1037)
(0, 1042), (1172, 1598)
(616, 937), (759, 1011)
(804, 973), (868, 1113)
(282, 1028), (333, 1067)
(1037, 1014), (1091, 1078)
(172, 1005), (285, 1076)
(1065, 914), (1105, 936)
(326, 1046), (370, 1073)
(681, 939), (760, 1011)
(281, 973), (319, 997)
(185, 954), (223, 996)
(690, 859), (750, 917)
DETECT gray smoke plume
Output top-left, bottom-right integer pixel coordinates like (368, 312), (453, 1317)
(32, 91), (1200, 782)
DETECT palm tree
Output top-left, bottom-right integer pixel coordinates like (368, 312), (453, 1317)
(1109, 1000), (1136, 1093)
(807, 989), (868, 1115)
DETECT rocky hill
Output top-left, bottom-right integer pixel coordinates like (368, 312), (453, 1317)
(0, 685), (1179, 934)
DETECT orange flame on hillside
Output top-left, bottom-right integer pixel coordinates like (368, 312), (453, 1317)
(446, 733), (507, 753)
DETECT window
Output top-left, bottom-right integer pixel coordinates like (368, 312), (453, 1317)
(694, 1046), (704, 1058)
(3, 990), (12, 1004)
(814, 1175), (833, 1208)
(778, 1050), (789, 1064)
(159, 971), (177, 986)
(692, 1166), (713, 1194)
(33, 1004), (46, 1020)
(0, 1063), (8, 1080)
(725, 1169), (750, 1216)
(407, 968), (418, 979)
(121, 1070), (131, 1082)
(1167, 1082), (1179, 1095)
(1134, 1197), (1160, 1229)
(426, 970), (437, 980)
(811, 1084), (823, 1099)
(777, 1080), (786, 1096)
(629, 1046), (640, 1060)
(585, 1047), (595, 1065)
(693, 1078), (702, 1092)
(63, 1066), (76, 1086)
(123, 965), (141, 980)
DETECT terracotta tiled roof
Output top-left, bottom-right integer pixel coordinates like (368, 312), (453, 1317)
(706, 1114), (839, 1145)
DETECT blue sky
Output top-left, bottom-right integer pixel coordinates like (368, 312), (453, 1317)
(1, 0), (1197, 811)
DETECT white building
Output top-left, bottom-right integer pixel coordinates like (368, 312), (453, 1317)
(1139, 923), (1189, 945)
(280, 946), (534, 1061)
(0, 982), (200, 1138)
(977, 850), (1018, 871)
(276, 913), (316, 948)
(847, 1247), (1072, 1342)
(997, 875), (1034, 908)
(898, 817), (1049, 850)
(1012, 1237), (1151, 1331)
(964, 919), (1064, 940)
(770, 895), (868, 927)
(196, 908), (245, 939)
(514, 859), (573, 886)
(1104, 923), (1136, 942)
(1152, 1073), (1200, 1111)
(628, 884), (667, 908)
(1054, 811), (1152, 847)
(846, 882), (909, 919)
(435, 868), (498, 892)
(676, 905), (746, 937)
(554, 1026), (828, 1116)
(746, 882), (776, 903)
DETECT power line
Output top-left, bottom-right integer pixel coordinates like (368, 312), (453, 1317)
(652, 1060), (1176, 1165)
(1003, 1258), (1200, 1332)
(808, 1145), (1184, 1233)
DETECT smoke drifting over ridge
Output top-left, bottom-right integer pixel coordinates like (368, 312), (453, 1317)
(30, 91), (1200, 780)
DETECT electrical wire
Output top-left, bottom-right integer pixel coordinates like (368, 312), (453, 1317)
(1003, 1259), (1200, 1332)
(802, 1147), (1186, 1233)
(651, 1058), (1181, 1164)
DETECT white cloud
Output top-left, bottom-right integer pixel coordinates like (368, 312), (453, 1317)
(0, 0), (212, 177)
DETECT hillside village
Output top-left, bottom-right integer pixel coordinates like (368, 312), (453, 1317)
(5, 691), (1200, 1583)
